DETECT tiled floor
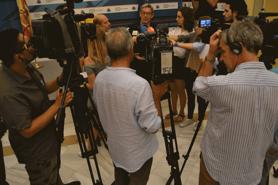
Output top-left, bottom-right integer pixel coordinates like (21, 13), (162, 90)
(2, 60), (278, 185)
(3, 101), (207, 185)
(3, 108), (278, 185)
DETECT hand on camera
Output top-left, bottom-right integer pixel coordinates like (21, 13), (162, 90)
(169, 39), (177, 46)
(54, 90), (73, 108)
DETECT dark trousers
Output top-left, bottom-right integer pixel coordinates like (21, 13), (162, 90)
(113, 158), (153, 185)
(0, 121), (9, 185)
(0, 140), (9, 185)
(199, 155), (219, 185)
(184, 68), (208, 120)
(259, 147), (278, 185)
(25, 154), (63, 185)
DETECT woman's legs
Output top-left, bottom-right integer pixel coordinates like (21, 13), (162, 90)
(168, 81), (178, 116)
(174, 79), (186, 123)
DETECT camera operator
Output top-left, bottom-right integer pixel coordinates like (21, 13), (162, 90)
(130, 3), (156, 82)
(193, 19), (278, 185)
(93, 27), (164, 185)
(0, 29), (79, 185)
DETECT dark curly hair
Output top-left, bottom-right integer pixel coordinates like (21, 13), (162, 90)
(178, 7), (195, 32)
(0, 29), (19, 67)
(223, 0), (248, 20)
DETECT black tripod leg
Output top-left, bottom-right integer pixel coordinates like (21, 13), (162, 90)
(179, 120), (203, 174)
(87, 94), (108, 149)
(69, 105), (103, 185)
(161, 91), (182, 185)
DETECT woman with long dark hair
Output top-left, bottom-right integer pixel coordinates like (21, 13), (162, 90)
(167, 7), (195, 127)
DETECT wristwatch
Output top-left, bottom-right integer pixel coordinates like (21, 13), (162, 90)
(174, 42), (180, 47)
(56, 76), (64, 87)
(205, 56), (215, 65)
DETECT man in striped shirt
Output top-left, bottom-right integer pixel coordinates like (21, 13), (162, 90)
(193, 19), (278, 185)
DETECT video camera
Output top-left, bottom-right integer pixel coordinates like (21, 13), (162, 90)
(30, 0), (96, 90)
(136, 24), (173, 84)
(255, 12), (278, 69)
(198, 15), (229, 44)
(31, 7), (94, 61)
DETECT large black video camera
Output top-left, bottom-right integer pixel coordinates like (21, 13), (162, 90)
(31, 2), (94, 62)
(255, 12), (278, 69)
(30, 0), (96, 91)
(137, 24), (174, 84)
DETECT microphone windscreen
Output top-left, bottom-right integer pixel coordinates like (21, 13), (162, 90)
(147, 26), (155, 33)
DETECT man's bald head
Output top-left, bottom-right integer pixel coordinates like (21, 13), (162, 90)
(94, 14), (111, 32)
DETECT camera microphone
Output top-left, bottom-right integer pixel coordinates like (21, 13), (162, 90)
(74, 13), (94, 22)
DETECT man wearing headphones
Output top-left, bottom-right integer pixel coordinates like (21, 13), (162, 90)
(193, 19), (278, 185)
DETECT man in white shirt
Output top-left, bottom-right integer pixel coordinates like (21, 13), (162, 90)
(193, 19), (278, 185)
(93, 27), (164, 185)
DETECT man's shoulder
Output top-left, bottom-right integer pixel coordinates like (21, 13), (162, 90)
(203, 75), (229, 86)
(0, 66), (14, 90)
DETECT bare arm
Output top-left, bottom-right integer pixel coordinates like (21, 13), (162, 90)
(45, 79), (59, 94)
(198, 30), (221, 77)
(151, 82), (168, 117)
(20, 91), (73, 138)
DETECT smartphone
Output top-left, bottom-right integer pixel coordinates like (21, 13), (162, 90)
(199, 18), (212, 28)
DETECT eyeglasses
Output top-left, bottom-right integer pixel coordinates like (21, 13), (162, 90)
(140, 11), (153, 16)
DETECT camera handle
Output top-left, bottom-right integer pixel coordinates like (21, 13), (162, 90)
(160, 91), (182, 185)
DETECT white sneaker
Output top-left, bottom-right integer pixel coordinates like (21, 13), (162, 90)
(179, 119), (194, 128)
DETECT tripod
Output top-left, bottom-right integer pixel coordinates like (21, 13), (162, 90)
(165, 95), (207, 184)
(160, 91), (182, 185)
(55, 57), (106, 185)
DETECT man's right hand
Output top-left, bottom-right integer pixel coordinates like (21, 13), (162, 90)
(208, 30), (222, 58)
(54, 90), (73, 108)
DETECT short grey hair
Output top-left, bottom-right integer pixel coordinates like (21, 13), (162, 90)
(224, 19), (263, 53)
(105, 27), (133, 60)
(140, 3), (154, 14)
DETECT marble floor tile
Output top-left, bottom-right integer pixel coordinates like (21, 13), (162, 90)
(3, 99), (278, 185)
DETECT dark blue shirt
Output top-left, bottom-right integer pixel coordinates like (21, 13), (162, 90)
(0, 0), (21, 32)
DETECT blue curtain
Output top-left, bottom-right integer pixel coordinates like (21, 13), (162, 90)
(0, 0), (21, 32)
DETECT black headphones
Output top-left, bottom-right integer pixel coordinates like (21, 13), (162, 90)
(226, 29), (242, 55)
